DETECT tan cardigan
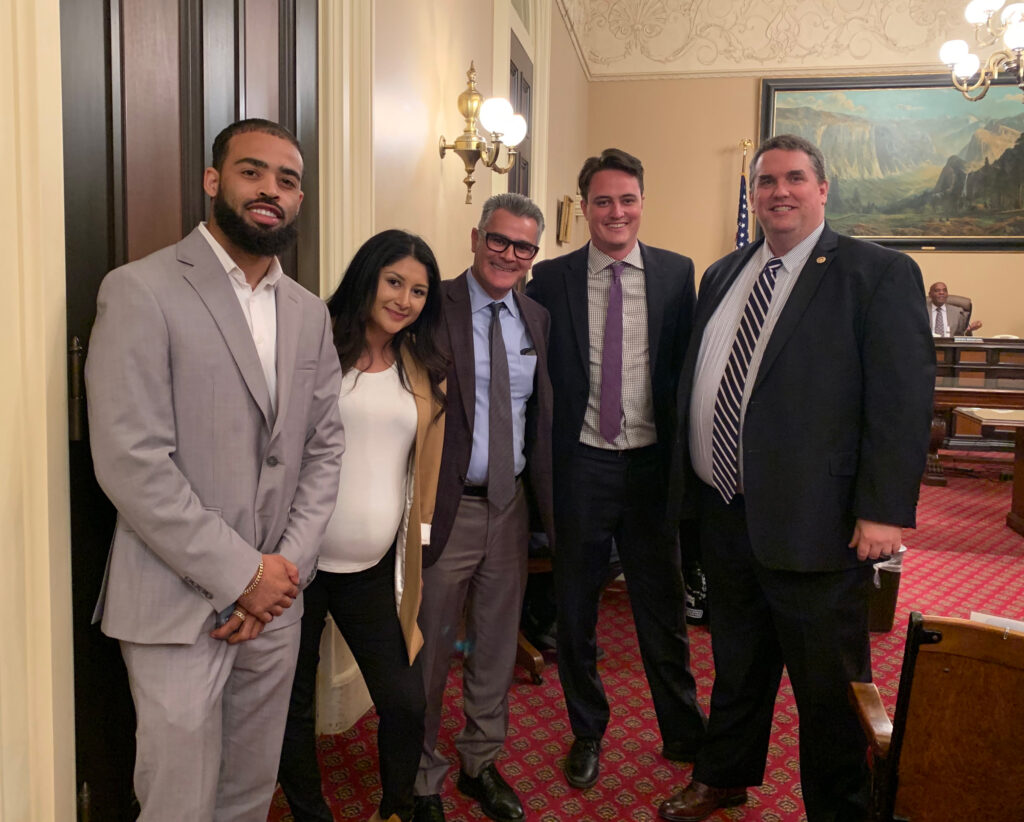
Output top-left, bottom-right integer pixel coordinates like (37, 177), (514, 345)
(393, 349), (445, 663)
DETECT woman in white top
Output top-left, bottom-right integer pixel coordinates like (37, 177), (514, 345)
(279, 230), (447, 822)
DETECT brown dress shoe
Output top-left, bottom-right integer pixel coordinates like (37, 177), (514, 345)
(657, 780), (748, 821)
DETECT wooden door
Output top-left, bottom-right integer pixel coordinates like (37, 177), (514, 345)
(60, 2), (318, 818)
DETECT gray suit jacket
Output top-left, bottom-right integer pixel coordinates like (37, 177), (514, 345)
(86, 227), (344, 644)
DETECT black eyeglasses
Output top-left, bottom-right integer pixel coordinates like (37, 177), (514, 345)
(482, 231), (540, 260)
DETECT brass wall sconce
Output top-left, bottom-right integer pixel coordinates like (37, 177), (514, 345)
(439, 62), (527, 204)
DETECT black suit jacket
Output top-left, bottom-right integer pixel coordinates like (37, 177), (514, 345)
(669, 226), (935, 572)
(425, 271), (555, 567)
(526, 242), (696, 493)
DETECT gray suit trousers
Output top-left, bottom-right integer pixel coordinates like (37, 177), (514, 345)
(121, 617), (301, 822)
(415, 481), (528, 794)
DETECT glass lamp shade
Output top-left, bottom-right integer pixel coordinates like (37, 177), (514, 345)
(502, 114), (527, 148)
(1001, 2), (1024, 23)
(965, 0), (992, 24)
(954, 52), (982, 78)
(978, 0), (1006, 14)
(1005, 19), (1024, 47)
(940, 39), (970, 65)
(479, 97), (513, 135)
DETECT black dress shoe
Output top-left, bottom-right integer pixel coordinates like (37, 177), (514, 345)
(564, 737), (601, 789)
(658, 780), (748, 821)
(412, 794), (446, 822)
(456, 764), (524, 821)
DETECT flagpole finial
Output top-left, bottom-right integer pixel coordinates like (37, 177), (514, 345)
(739, 138), (754, 176)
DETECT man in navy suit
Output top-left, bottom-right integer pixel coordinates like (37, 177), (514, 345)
(659, 134), (934, 822)
(527, 148), (707, 789)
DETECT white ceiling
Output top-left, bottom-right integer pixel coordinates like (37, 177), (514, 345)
(556, 0), (973, 80)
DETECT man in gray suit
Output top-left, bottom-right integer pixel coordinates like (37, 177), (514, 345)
(927, 281), (982, 336)
(86, 119), (344, 822)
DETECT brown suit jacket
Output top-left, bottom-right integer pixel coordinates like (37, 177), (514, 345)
(394, 348), (445, 662)
(425, 270), (555, 567)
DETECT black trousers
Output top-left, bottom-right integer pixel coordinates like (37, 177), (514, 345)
(278, 547), (425, 822)
(693, 483), (871, 822)
(554, 443), (707, 746)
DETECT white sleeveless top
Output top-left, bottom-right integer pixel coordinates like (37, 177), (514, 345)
(318, 363), (417, 573)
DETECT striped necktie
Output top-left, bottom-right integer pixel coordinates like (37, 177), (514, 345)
(934, 306), (945, 336)
(711, 257), (783, 503)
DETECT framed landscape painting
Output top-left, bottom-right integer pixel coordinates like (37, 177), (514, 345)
(760, 75), (1024, 250)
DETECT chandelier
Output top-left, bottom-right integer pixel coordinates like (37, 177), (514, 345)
(940, 0), (1024, 100)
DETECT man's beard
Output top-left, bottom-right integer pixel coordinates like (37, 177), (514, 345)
(213, 193), (299, 257)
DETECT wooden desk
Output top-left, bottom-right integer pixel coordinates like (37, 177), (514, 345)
(952, 408), (1024, 537)
(926, 371), (1024, 487)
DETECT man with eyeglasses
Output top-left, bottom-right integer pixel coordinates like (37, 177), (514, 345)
(412, 193), (555, 822)
(527, 148), (707, 790)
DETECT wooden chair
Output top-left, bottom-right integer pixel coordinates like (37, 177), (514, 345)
(849, 611), (1024, 822)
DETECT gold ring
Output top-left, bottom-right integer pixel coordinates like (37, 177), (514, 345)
(232, 608), (246, 622)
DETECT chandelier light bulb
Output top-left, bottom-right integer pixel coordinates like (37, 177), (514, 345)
(940, 39), (971, 65)
(1001, 2), (1024, 23)
(1005, 19), (1024, 47)
(502, 114), (527, 148)
(979, 0), (1006, 14)
(479, 97), (513, 135)
(954, 52), (982, 78)
(965, 0), (992, 24)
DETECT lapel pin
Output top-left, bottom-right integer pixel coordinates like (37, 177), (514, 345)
(816, 256), (826, 263)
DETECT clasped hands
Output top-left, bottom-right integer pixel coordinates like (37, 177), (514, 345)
(210, 554), (299, 644)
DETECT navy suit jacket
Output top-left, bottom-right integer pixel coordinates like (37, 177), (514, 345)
(425, 271), (555, 567)
(668, 226), (935, 572)
(526, 241), (696, 501)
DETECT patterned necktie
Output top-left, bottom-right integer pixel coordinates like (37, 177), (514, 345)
(488, 302), (515, 510)
(599, 261), (625, 444)
(934, 307), (945, 336)
(711, 257), (783, 503)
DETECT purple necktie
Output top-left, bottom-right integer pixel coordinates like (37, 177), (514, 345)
(599, 261), (625, 444)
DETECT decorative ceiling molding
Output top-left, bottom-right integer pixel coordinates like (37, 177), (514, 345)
(556, 0), (970, 80)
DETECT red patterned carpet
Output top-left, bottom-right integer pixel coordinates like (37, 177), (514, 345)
(268, 471), (1024, 821)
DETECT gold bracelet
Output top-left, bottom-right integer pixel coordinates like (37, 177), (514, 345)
(242, 558), (264, 597)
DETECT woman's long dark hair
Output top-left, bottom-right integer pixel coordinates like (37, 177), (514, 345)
(326, 229), (447, 413)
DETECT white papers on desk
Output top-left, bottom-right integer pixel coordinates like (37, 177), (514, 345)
(969, 611), (1024, 634)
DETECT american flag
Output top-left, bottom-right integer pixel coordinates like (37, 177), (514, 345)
(735, 171), (749, 249)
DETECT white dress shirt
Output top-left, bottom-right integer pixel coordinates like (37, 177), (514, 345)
(690, 223), (825, 491)
(199, 222), (282, 414)
(930, 303), (951, 337)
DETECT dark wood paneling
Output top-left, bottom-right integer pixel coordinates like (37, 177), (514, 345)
(180, 0), (207, 232)
(244, 0), (279, 119)
(61, 0), (137, 818)
(293, 0), (318, 293)
(204, 0), (242, 169)
(122, 0), (182, 261)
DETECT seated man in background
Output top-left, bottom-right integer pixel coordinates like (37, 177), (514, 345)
(928, 281), (982, 336)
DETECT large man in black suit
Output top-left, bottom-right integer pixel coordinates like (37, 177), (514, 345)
(413, 193), (555, 822)
(527, 148), (707, 789)
(658, 135), (934, 822)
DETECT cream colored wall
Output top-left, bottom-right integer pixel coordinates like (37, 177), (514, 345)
(1, 1), (76, 821)
(373, 0), (497, 278)
(539, 3), (590, 262)
(586, 76), (759, 273)
(586, 76), (1024, 337)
